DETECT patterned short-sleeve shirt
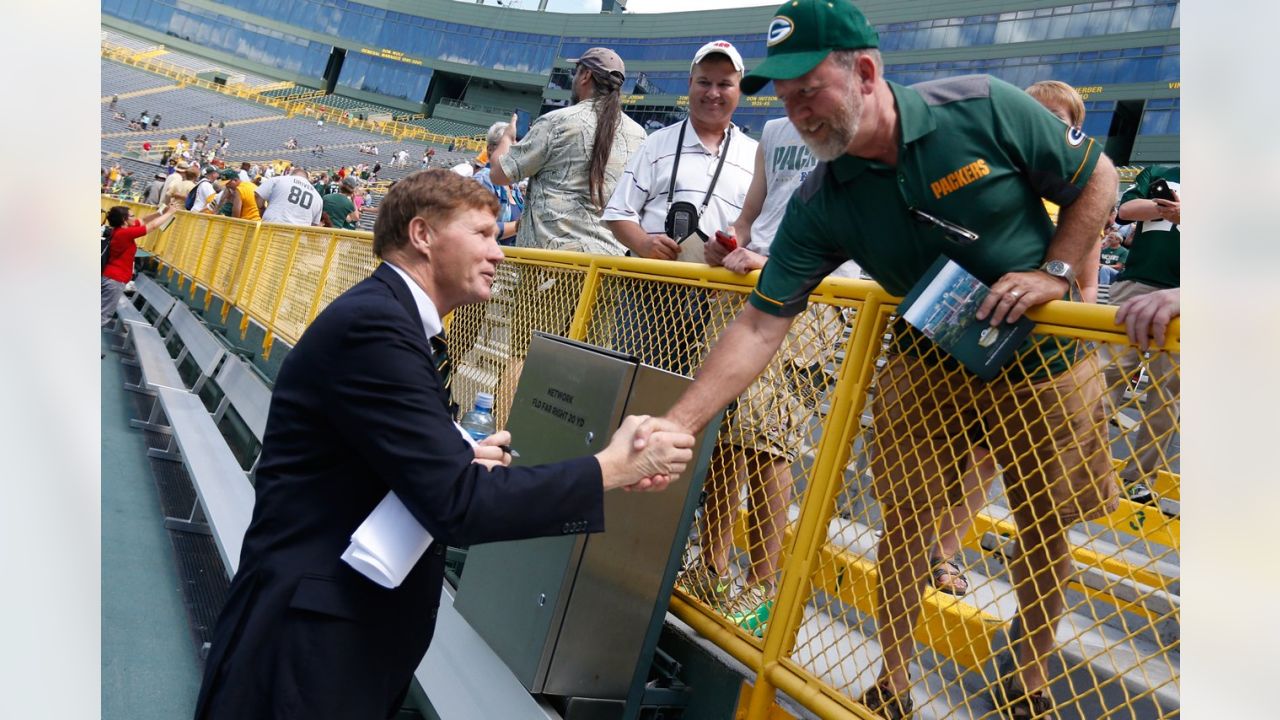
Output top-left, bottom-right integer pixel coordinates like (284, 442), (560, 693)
(497, 99), (647, 255)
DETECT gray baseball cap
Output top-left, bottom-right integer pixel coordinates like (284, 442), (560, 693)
(570, 47), (626, 83)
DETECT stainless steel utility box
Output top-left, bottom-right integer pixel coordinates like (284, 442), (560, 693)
(453, 333), (716, 702)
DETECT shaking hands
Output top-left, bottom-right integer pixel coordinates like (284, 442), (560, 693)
(596, 415), (695, 492)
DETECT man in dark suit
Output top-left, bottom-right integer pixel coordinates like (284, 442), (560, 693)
(193, 169), (695, 719)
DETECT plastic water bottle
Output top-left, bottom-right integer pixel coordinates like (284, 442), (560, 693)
(459, 392), (497, 442)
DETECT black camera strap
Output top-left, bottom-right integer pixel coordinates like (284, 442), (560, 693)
(666, 119), (732, 217)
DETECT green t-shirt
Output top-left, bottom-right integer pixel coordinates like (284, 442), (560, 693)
(323, 192), (357, 230)
(1114, 165), (1179, 288)
(752, 76), (1103, 379)
(1099, 245), (1129, 268)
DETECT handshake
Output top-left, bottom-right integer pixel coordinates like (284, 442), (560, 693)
(596, 415), (696, 492)
(470, 415), (696, 493)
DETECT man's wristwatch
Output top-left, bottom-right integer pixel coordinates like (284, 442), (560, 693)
(1039, 259), (1075, 285)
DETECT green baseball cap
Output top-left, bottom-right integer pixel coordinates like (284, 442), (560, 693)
(740, 0), (880, 95)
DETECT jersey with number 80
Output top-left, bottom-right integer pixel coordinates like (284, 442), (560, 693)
(259, 176), (323, 226)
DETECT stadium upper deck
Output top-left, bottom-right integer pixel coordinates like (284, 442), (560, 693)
(102, 0), (1178, 164)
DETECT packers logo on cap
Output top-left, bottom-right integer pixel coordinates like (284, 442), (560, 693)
(767, 16), (794, 47)
(1066, 126), (1086, 148)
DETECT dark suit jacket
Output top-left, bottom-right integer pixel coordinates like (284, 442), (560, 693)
(194, 263), (605, 719)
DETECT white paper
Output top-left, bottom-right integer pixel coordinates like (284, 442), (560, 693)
(341, 422), (478, 588)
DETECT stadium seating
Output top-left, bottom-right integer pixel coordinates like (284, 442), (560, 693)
(102, 57), (487, 184)
(416, 118), (488, 138)
(102, 28), (278, 87)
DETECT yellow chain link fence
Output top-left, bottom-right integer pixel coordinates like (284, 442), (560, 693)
(111, 197), (1179, 719)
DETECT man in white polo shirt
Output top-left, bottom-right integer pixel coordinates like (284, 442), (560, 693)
(257, 166), (324, 226)
(604, 40), (758, 260)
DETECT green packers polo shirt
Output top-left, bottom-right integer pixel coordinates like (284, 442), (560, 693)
(751, 75), (1103, 378)
(1114, 165), (1179, 289)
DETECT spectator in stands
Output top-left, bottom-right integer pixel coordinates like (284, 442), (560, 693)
(101, 204), (177, 327)
(111, 110), (126, 122)
(143, 172), (166, 206)
(371, 161), (381, 179)
(488, 47), (646, 254)
(216, 167), (262, 221)
(109, 94), (118, 110)
(150, 113), (161, 129)
(322, 175), (361, 230)
(190, 169), (693, 719)
(162, 162), (198, 209)
(190, 165), (221, 213)
(633, 3), (1120, 716)
(105, 163), (121, 193)
(1099, 229), (1128, 285)
(1106, 165), (1180, 505)
(258, 166), (323, 227)
(285, 136), (298, 150)
(682, 115), (856, 629)
(119, 171), (135, 198)
(474, 122), (526, 246)
(604, 41), (756, 259)
(238, 162), (253, 184)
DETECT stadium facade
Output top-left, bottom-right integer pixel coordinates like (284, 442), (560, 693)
(102, 0), (1179, 164)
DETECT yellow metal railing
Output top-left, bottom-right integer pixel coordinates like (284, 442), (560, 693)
(122, 201), (1180, 719)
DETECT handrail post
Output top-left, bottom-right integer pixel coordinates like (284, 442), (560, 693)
(305, 234), (341, 324)
(566, 261), (602, 341)
(744, 293), (889, 719)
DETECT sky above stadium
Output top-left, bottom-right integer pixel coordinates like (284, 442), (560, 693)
(471, 0), (780, 13)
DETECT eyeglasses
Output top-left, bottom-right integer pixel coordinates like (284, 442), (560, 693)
(909, 207), (979, 246)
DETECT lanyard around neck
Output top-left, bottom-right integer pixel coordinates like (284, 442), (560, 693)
(667, 119), (732, 214)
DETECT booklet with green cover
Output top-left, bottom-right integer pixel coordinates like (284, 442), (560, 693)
(899, 256), (1035, 381)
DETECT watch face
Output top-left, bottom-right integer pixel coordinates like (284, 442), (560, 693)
(1044, 260), (1070, 277)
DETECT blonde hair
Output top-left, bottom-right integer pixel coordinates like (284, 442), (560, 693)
(1026, 80), (1085, 127)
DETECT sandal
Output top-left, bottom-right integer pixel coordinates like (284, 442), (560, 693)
(996, 674), (1055, 719)
(859, 680), (914, 720)
(930, 555), (970, 596)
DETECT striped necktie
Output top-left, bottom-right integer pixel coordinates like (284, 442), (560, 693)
(429, 333), (452, 391)
(430, 333), (459, 418)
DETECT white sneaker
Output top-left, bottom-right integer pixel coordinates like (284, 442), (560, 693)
(124, 280), (136, 293)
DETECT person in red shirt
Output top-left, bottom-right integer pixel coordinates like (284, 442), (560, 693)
(101, 203), (177, 327)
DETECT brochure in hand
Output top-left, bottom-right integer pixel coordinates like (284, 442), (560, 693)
(899, 256), (1034, 381)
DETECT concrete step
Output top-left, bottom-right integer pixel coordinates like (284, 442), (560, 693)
(774, 515), (1179, 719)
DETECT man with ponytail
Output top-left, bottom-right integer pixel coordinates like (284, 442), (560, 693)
(488, 47), (646, 255)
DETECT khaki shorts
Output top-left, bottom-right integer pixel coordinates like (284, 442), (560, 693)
(869, 351), (1118, 526)
(725, 366), (808, 462)
(726, 305), (848, 463)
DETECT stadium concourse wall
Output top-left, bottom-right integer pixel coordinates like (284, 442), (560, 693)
(102, 194), (1180, 720)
